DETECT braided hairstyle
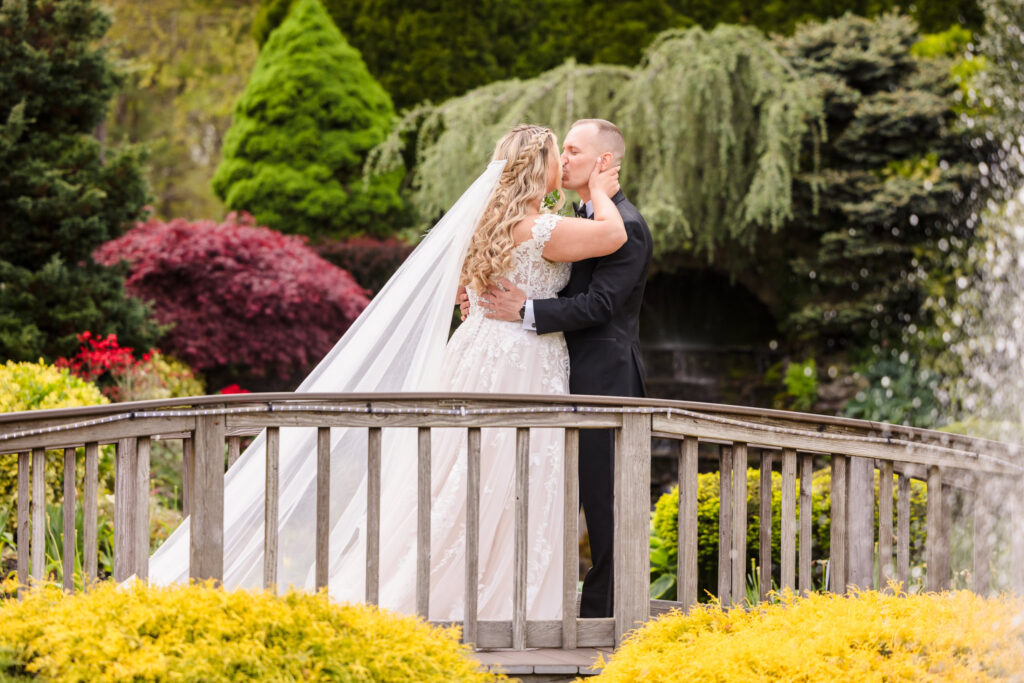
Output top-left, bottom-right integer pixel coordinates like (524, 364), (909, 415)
(461, 125), (562, 294)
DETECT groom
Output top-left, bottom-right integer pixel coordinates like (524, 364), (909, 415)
(478, 118), (652, 618)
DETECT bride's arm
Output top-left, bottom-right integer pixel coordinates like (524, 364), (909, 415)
(541, 165), (626, 262)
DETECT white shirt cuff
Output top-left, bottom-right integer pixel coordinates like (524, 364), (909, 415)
(521, 299), (537, 331)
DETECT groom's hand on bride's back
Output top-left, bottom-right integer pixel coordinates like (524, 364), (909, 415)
(481, 278), (527, 322)
(457, 287), (470, 321)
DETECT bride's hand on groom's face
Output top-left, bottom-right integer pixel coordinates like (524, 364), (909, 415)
(480, 278), (526, 322)
(588, 159), (620, 197)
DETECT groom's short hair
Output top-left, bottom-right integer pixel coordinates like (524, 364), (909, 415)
(570, 118), (625, 166)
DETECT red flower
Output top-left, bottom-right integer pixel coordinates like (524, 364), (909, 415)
(218, 384), (250, 394)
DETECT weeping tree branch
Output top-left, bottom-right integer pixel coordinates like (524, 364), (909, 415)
(369, 24), (824, 259)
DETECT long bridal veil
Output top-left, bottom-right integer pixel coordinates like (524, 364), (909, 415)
(148, 161), (507, 607)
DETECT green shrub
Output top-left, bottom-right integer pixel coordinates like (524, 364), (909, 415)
(783, 358), (818, 412)
(650, 467), (928, 600)
(212, 0), (405, 239)
(0, 582), (502, 682)
(593, 590), (1024, 681)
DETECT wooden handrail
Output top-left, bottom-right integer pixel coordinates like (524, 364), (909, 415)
(0, 391), (1018, 463)
(6, 392), (1024, 650)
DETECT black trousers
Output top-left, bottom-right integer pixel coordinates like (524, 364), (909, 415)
(578, 427), (615, 618)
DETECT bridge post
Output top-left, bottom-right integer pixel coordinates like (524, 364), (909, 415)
(190, 413), (226, 582)
(846, 456), (875, 589)
(614, 412), (651, 644)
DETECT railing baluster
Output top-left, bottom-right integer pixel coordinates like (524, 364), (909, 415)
(264, 427), (280, 592)
(925, 465), (947, 592)
(829, 454), (848, 593)
(718, 444), (733, 604)
(798, 453), (813, 594)
(847, 456), (875, 588)
(83, 442), (98, 587)
(114, 438), (137, 582)
(759, 448), (774, 600)
(182, 437), (193, 518)
(190, 415), (225, 582)
(678, 436), (698, 609)
(1011, 475), (1024, 595)
(513, 427), (529, 650)
(731, 442), (748, 603)
(227, 436), (241, 468)
(562, 428), (579, 648)
(942, 485), (954, 586)
(62, 447), (76, 592)
(897, 473), (910, 587)
(366, 427), (382, 605)
(613, 412), (651, 644)
(465, 427), (481, 647)
(781, 448), (797, 592)
(316, 427), (331, 591)
(417, 427), (432, 619)
(878, 461), (894, 590)
(17, 451), (30, 597)
(31, 447), (44, 583)
(972, 474), (992, 596)
(135, 437), (150, 581)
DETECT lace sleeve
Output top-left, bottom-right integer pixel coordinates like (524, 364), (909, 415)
(530, 213), (564, 252)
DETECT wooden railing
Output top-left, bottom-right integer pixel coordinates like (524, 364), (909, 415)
(3, 393), (1023, 651)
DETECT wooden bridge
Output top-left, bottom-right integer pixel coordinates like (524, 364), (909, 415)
(3, 393), (1024, 679)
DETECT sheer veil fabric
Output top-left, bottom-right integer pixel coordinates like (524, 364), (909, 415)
(148, 161), (551, 617)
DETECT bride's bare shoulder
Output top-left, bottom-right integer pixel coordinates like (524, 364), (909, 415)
(512, 213), (545, 246)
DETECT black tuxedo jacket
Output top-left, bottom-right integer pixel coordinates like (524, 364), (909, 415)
(533, 191), (652, 397)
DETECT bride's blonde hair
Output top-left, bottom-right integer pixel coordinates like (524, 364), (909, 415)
(461, 125), (562, 294)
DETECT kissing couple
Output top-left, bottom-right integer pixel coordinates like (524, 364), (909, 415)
(148, 119), (652, 622)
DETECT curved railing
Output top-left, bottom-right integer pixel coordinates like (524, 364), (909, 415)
(3, 393), (1023, 650)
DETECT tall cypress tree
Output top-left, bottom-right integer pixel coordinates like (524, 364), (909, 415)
(0, 0), (159, 362)
(212, 0), (403, 239)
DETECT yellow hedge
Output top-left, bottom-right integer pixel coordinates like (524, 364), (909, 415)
(0, 582), (502, 682)
(591, 590), (1024, 682)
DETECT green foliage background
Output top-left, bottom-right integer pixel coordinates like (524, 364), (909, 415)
(253, 0), (981, 111)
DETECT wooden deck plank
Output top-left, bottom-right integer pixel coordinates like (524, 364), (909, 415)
(472, 647), (610, 676)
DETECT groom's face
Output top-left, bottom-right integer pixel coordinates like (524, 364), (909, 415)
(560, 123), (605, 192)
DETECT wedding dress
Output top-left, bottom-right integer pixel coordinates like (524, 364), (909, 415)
(148, 161), (570, 621)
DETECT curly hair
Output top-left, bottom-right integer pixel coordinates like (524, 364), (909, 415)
(460, 125), (562, 294)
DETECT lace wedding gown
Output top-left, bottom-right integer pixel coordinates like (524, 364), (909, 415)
(416, 213), (571, 620)
(148, 163), (570, 622)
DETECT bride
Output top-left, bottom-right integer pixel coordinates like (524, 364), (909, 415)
(149, 124), (626, 621)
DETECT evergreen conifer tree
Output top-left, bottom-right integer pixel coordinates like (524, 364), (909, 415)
(0, 0), (159, 362)
(212, 0), (403, 239)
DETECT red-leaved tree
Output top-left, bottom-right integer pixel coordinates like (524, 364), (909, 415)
(94, 213), (369, 383)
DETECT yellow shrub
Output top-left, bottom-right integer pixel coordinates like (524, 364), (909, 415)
(591, 590), (1024, 682)
(0, 582), (502, 682)
(0, 360), (109, 547)
(0, 359), (107, 413)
